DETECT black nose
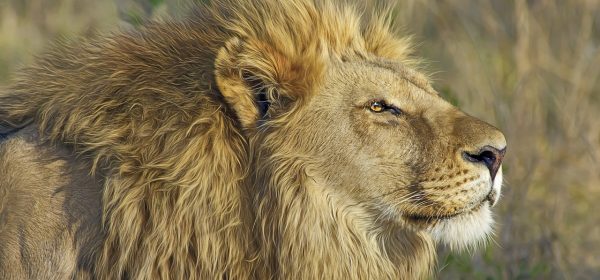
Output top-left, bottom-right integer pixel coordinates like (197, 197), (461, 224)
(463, 146), (506, 181)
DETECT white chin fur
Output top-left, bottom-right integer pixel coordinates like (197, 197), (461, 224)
(427, 203), (494, 251)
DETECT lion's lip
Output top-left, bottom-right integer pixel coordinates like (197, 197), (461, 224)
(486, 189), (498, 206)
(403, 200), (488, 223)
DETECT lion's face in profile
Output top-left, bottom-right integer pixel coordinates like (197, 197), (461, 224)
(255, 59), (506, 250)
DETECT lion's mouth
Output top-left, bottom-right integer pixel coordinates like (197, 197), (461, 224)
(403, 200), (488, 225)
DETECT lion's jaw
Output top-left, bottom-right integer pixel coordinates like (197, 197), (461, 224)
(253, 168), (437, 279)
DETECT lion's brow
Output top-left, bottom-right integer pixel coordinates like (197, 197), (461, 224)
(365, 61), (438, 96)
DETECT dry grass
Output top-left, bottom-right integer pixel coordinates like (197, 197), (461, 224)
(0, 0), (118, 81)
(0, 1), (598, 279)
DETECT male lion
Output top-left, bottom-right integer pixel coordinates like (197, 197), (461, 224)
(0, 0), (506, 279)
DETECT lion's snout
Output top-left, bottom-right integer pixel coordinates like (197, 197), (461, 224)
(453, 113), (507, 183)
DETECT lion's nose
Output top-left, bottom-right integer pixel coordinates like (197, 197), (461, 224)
(463, 146), (506, 181)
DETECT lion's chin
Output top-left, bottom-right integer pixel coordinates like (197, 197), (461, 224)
(426, 202), (493, 251)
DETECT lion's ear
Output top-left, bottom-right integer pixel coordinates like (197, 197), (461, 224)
(214, 37), (263, 129)
(215, 37), (323, 129)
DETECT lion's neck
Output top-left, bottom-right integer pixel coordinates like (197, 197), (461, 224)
(255, 170), (436, 279)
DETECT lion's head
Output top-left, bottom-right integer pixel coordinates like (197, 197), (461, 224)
(213, 1), (506, 254)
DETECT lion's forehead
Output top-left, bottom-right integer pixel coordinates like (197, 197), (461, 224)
(325, 61), (439, 106)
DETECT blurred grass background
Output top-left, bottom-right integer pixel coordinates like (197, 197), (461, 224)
(0, 0), (598, 279)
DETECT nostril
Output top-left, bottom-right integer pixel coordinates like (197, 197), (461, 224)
(462, 151), (494, 165)
(462, 146), (506, 181)
(478, 150), (497, 168)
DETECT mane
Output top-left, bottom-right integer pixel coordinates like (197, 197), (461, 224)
(202, 0), (416, 102)
(0, 0), (433, 278)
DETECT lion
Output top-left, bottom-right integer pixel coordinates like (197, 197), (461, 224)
(0, 0), (507, 279)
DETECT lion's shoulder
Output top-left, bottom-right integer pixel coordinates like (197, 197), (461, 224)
(0, 126), (103, 279)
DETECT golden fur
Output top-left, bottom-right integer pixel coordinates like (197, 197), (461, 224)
(0, 0), (506, 279)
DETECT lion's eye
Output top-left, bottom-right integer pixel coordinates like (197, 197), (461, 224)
(370, 101), (385, 113)
(368, 100), (402, 116)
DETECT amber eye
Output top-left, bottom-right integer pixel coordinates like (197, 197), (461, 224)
(370, 101), (385, 113)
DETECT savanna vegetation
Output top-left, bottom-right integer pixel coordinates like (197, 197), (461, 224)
(0, 0), (598, 279)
